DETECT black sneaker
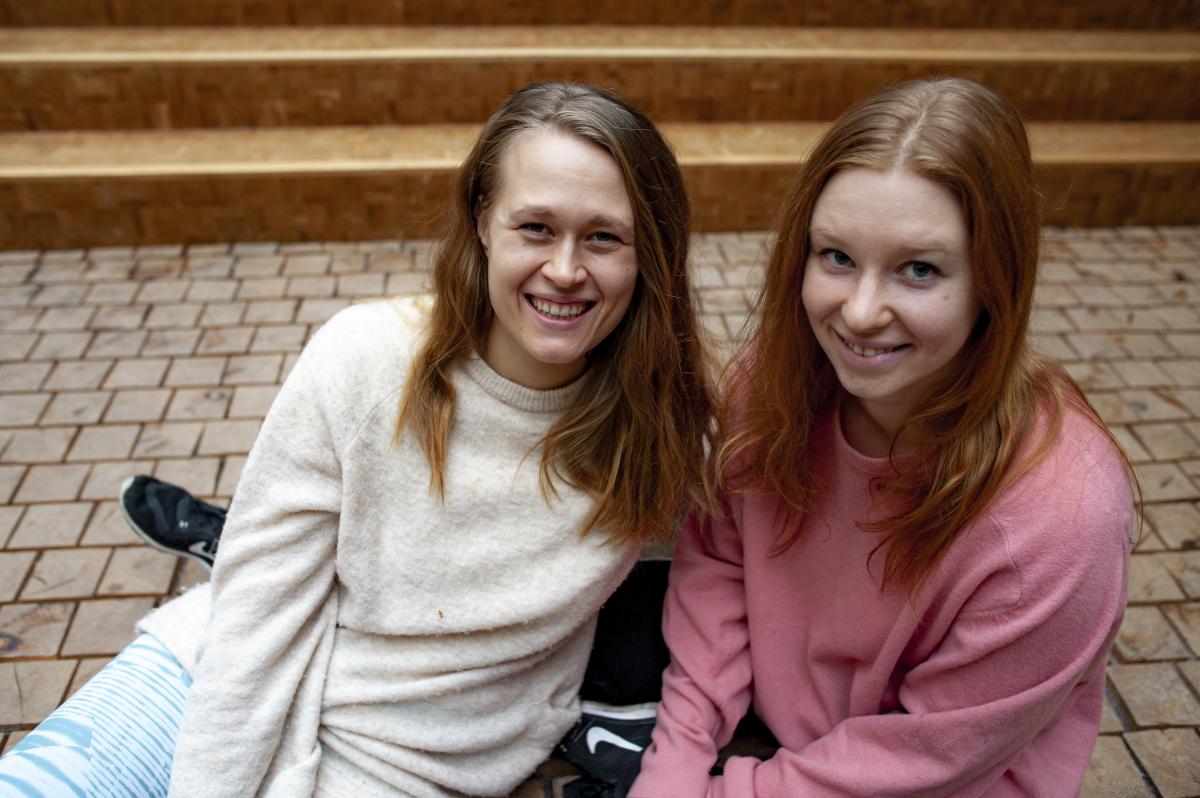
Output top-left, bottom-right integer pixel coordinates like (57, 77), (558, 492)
(120, 476), (226, 570)
(559, 701), (656, 798)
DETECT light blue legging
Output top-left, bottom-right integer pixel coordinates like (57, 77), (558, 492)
(0, 634), (190, 798)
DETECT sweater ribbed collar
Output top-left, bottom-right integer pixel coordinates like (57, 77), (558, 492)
(462, 354), (585, 413)
(832, 400), (929, 477)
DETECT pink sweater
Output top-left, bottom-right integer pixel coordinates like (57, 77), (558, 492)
(630, 405), (1132, 798)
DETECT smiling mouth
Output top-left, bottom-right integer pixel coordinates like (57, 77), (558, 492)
(528, 295), (593, 319)
(837, 332), (906, 357)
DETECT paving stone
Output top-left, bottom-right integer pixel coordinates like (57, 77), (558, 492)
(67, 656), (110, 697)
(40, 391), (111, 425)
(90, 305), (147, 330)
(283, 254), (331, 275)
(296, 298), (350, 324)
(164, 357), (226, 387)
(1128, 554), (1188, 603)
(1, 730), (29, 753)
(86, 330), (147, 359)
(7, 502), (92, 548)
(0, 503), (22, 543)
(1128, 420), (1200, 458)
(232, 254), (284, 277)
(237, 277), (288, 300)
(1124, 729), (1200, 798)
(215, 455), (246, 497)
(1159, 552), (1200, 599)
(166, 387), (232, 421)
(103, 357), (170, 388)
(199, 301), (246, 327)
(66, 424), (139, 462)
(337, 273), (386, 297)
(184, 277), (236, 302)
(61, 597), (155, 657)
(286, 276), (336, 298)
(250, 324), (307, 353)
(104, 389), (171, 423)
(173, 558), (209, 594)
(153, 456), (220, 497)
(1134, 463), (1200, 503)
(185, 254), (234, 277)
(1161, 603), (1200, 657)
(330, 253), (367, 273)
(0, 550), (35, 601)
(1109, 663), (1200, 727)
(21, 548), (110, 600)
(1116, 606), (1191, 661)
(43, 359), (112, 390)
(196, 326), (254, 355)
(1144, 503), (1200, 549)
(243, 299), (297, 324)
(142, 328), (200, 356)
(30, 283), (86, 306)
(80, 501), (137, 546)
(80, 459), (153, 501)
(1080, 736), (1155, 798)
(1100, 695), (1125, 734)
(0, 392), (48, 425)
(29, 332), (93, 360)
(98, 546), (176, 596)
(0, 333), (37, 361)
(0, 660), (76, 724)
(144, 302), (202, 329)
(135, 279), (188, 303)
(223, 353), (282, 385)
(84, 282), (138, 305)
(1180, 661), (1200, 696)
(12, 463), (90, 503)
(1, 427), (74, 464)
(131, 422), (203, 459)
(0, 602), (73, 658)
(229, 385), (279, 419)
(0, 362), (51, 391)
(197, 420), (261, 456)
(386, 272), (432, 295)
(35, 307), (95, 331)
(1091, 391), (1192, 425)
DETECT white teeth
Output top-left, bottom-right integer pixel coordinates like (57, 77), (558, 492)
(845, 339), (899, 357)
(531, 297), (587, 318)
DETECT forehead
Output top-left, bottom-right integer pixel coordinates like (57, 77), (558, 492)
(490, 129), (633, 218)
(811, 168), (968, 252)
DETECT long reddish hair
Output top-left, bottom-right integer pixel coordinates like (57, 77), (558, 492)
(395, 82), (716, 544)
(721, 77), (1135, 592)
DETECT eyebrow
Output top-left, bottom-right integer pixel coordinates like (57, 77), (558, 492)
(808, 226), (958, 256)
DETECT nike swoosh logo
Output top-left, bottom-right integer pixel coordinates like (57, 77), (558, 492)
(188, 541), (211, 557)
(586, 726), (644, 755)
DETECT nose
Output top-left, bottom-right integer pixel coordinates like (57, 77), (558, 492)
(841, 273), (892, 332)
(542, 240), (587, 287)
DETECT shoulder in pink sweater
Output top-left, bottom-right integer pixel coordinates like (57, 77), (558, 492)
(630, 405), (1132, 798)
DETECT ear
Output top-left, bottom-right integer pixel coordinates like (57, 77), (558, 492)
(474, 201), (489, 255)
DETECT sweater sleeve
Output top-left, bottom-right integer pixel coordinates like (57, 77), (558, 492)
(168, 321), (345, 798)
(630, 502), (754, 797)
(632, 434), (1132, 798)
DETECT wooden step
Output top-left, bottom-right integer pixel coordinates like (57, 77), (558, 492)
(1, 122), (1195, 248)
(2, 27), (1197, 131)
(2, 0), (1195, 29)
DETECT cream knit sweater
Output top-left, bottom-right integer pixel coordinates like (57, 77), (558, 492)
(141, 297), (639, 798)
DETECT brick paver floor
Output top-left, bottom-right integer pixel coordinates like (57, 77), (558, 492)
(2, 228), (1200, 796)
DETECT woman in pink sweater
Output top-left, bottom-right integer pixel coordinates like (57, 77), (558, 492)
(630, 77), (1136, 797)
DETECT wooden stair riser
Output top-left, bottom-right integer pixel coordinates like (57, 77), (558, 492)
(2, 0), (1196, 29)
(4, 162), (1196, 249)
(4, 59), (1197, 132)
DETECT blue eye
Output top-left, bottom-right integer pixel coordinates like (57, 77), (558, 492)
(822, 249), (852, 267)
(904, 261), (940, 280)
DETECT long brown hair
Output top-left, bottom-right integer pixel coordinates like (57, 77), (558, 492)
(395, 82), (716, 544)
(721, 77), (1135, 592)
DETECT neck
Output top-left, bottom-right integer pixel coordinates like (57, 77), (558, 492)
(841, 396), (920, 458)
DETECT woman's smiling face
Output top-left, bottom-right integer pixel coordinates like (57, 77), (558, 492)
(801, 167), (980, 451)
(476, 128), (638, 390)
